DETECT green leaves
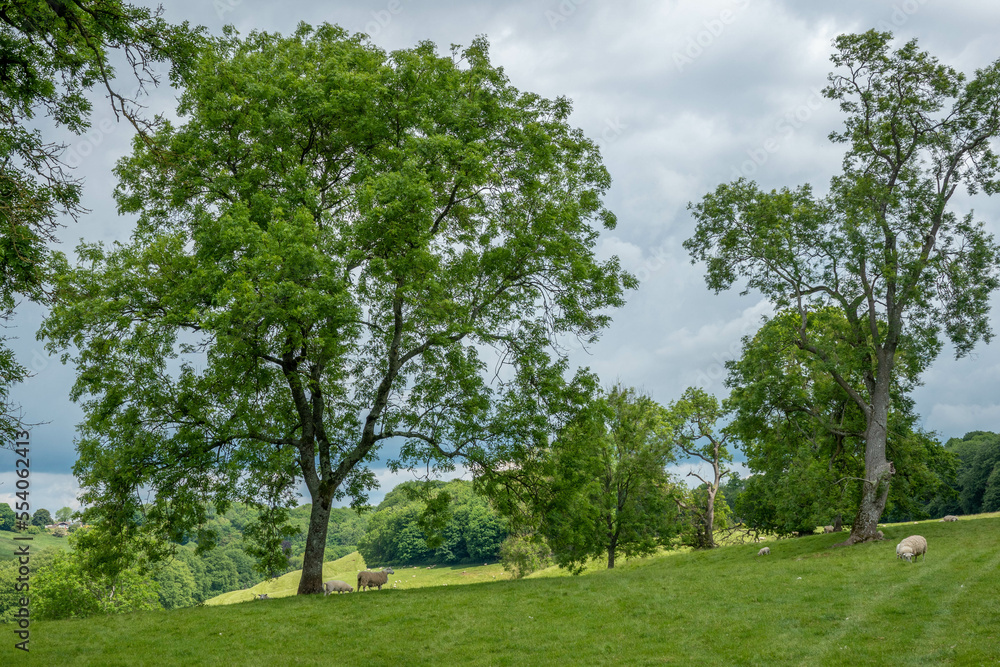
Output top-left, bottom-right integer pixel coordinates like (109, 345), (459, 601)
(44, 23), (630, 590)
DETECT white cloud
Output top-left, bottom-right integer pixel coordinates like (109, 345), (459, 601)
(0, 472), (82, 516)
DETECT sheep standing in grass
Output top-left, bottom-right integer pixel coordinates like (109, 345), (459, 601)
(941, 515), (959, 522)
(896, 535), (927, 563)
(823, 525), (834, 533)
(323, 580), (353, 595)
(757, 547), (770, 556)
(357, 567), (395, 591)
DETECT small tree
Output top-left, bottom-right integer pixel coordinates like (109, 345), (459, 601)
(667, 388), (735, 549)
(686, 31), (1000, 543)
(0, 503), (15, 531)
(55, 507), (74, 523)
(488, 385), (678, 571)
(31, 508), (53, 527)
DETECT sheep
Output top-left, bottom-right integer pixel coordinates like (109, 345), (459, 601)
(876, 530), (885, 540)
(823, 525), (835, 533)
(357, 567), (395, 591)
(256, 593), (270, 600)
(896, 535), (927, 563)
(757, 547), (770, 556)
(323, 580), (353, 595)
(941, 515), (959, 522)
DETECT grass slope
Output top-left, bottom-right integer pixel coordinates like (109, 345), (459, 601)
(0, 531), (71, 560)
(8, 515), (1000, 665)
(205, 553), (511, 605)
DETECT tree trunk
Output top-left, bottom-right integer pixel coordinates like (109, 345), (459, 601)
(704, 488), (716, 548)
(833, 514), (842, 532)
(843, 384), (893, 545)
(296, 494), (333, 595)
(607, 531), (617, 569)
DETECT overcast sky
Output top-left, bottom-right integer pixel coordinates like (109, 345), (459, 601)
(4, 0), (1000, 513)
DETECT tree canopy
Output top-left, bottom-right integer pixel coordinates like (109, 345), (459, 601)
(41, 23), (633, 594)
(727, 308), (953, 534)
(0, 0), (201, 446)
(485, 384), (678, 571)
(686, 30), (1000, 543)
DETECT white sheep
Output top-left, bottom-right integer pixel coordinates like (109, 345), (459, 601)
(941, 515), (959, 522)
(757, 546), (770, 556)
(357, 567), (395, 591)
(896, 535), (927, 563)
(823, 525), (834, 533)
(323, 580), (353, 595)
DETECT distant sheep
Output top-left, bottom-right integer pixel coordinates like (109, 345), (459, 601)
(823, 525), (834, 533)
(896, 535), (927, 563)
(357, 567), (395, 591)
(323, 580), (353, 595)
(941, 515), (959, 522)
(876, 530), (884, 540)
(256, 593), (270, 600)
(757, 547), (770, 556)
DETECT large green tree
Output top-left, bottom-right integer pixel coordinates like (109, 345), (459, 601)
(0, 1), (199, 446)
(487, 385), (678, 571)
(42, 24), (632, 594)
(686, 31), (1000, 544)
(727, 309), (952, 535)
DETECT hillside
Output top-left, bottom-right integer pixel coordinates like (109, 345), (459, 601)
(9, 514), (1000, 665)
(0, 531), (71, 560)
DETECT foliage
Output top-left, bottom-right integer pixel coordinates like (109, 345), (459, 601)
(728, 309), (954, 534)
(30, 508), (52, 527)
(0, 0), (202, 448)
(498, 533), (552, 579)
(666, 387), (735, 548)
(31, 533), (159, 621)
(357, 480), (507, 566)
(151, 558), (197, 610)
(55, 507), (74, 522)
(41, 22), (631, 595)
(486, 385), (678, 572)
(0, 503), (14, 531)
(686, 30), (1000, 543)
(925, 431), (1000, 516)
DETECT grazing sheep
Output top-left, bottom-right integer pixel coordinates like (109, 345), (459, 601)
(823, 525), (834, 533)
(323, 580), (353, 595)
(941, 515), (959, 522)
(357, 567), (395, 591)
(757, 547), (770, 556)
(876, 530), (885, 540)
(896, 535), (927, 563)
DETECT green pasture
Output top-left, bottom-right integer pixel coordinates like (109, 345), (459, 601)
(6, 514), (999, 665)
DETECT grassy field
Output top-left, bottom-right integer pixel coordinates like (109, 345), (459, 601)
(0, 531), (71, 560)
(6, 515), (1000, 665)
